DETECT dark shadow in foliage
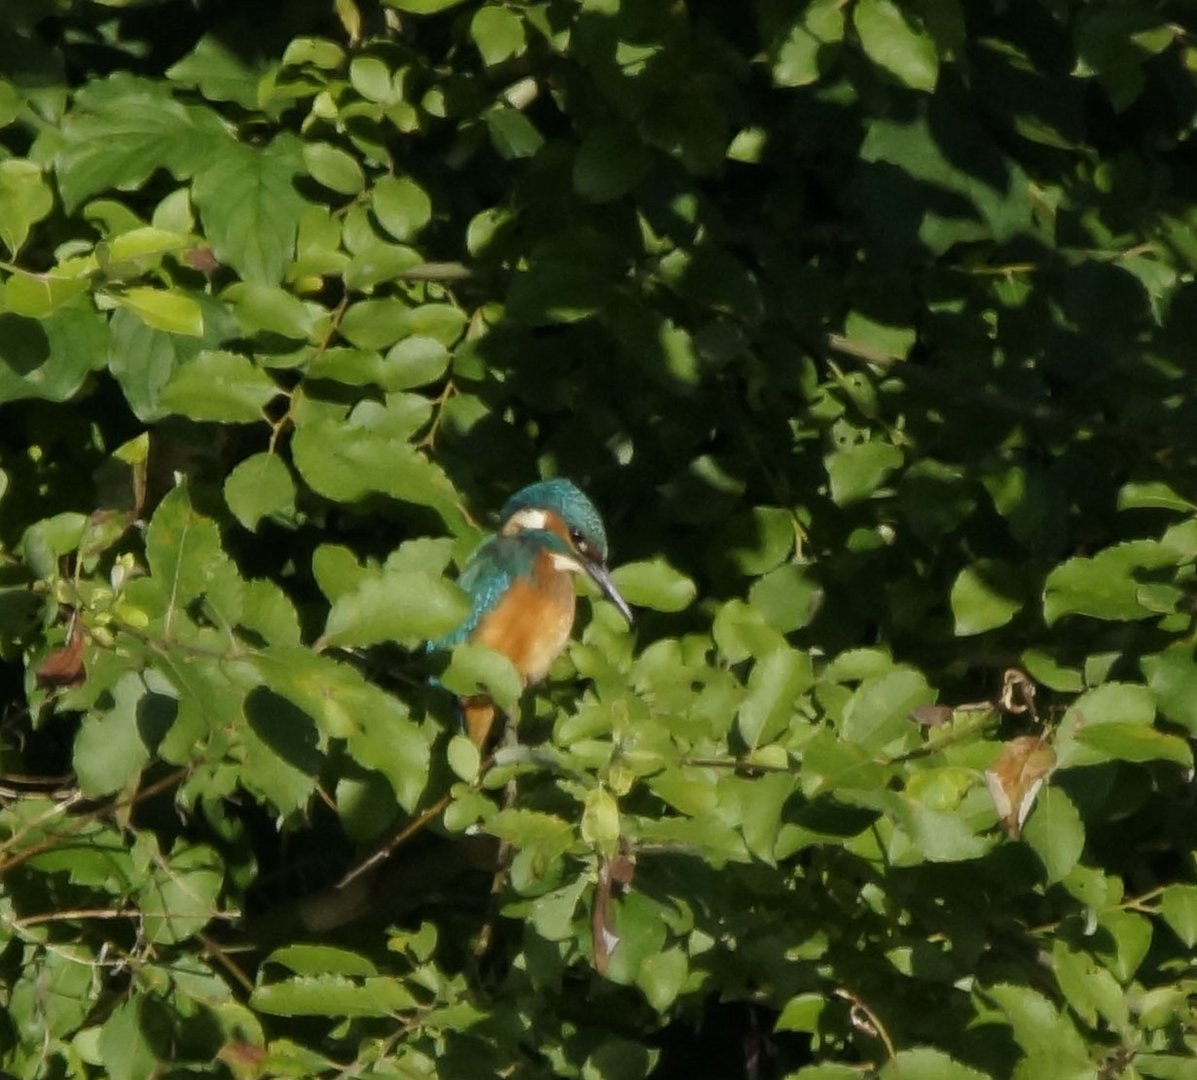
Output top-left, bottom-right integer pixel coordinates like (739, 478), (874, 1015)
(136, 690), (177, 755)
(245, 686), (324, 780)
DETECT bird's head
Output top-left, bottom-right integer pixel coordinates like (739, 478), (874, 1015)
(500, 479), (631, 623)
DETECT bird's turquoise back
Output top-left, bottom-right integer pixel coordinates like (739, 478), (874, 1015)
(433, 528), (573, 649)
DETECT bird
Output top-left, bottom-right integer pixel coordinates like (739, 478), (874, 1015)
(434, 479), (633, 746)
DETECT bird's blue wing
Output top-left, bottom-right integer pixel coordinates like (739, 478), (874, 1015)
(431, 537), (514, 649)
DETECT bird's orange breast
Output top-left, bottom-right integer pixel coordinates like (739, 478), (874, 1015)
(472, 552), (577, 685)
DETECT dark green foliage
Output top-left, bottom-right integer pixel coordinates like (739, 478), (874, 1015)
(1, 0), (1196, 1076)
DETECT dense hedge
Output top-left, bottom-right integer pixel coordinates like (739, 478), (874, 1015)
(1, 1), (1196, 1077)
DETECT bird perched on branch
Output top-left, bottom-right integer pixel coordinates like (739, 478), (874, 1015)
(434, 479), (632, 746)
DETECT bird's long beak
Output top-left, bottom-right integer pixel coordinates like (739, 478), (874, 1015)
(584, 560), (633, 624)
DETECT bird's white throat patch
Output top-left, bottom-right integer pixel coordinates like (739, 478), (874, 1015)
(548, 551), (585, 574)
(503, 508), (549, 533)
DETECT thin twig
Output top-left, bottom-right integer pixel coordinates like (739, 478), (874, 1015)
(336, 791), (454, 889)
(0, 766), (190, 878)
(834, 987), (898, 1071)
(200, 933), (256, 996)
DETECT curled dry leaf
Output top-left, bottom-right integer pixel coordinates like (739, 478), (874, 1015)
(35, 618), (86, 689)
(1000, 668), (1037, 719)
(985, 734), (1056, 837)
(591, 839), (635, 977)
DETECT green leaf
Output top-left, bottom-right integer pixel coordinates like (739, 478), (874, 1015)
(75, 676), (175, 797)
(841, 668), (932, 750)
(3, 270), (89, 318)
(786, 1068), (861, 1080)
(281, 36), (345, 68)
(775, 992), (825, 1033)
(610, 559), (695, 613)
(111, 287), (203, 337)
(718, 506), (795, 576)
(160, 350), (278, 422)
(255, 646), (430, 810)
(951, 560), (1023, 636)
(826, 440), (903, 505)
(321, 568), (468, 647)
(349, 56), (395, 102)
(883, 1049), (990, 1080)
(1075, 722), (1193, 768)
(384, 0), (470, 12)
(138, 842), (224, 944)
(166, 31), (265, 108)
(224, 452), (297, 531)
(1051, 941), (1128, 1032)
(1096, 910), (1152, 983)
(772, 0), (845, 87)
(447, 733), (480, 782)
(1074, 8), (1175, 77)
(1117, 480), (1194, 512)
(372, 175), (433, 241)
(859, 101), (1034, 255)
(1159, 884), (1197, 948)
(485, 107), (544, 159)
(267, 944), (379, 977)
(637, 947), (688, 1012)
(0, 305), (108, 405)
(103, 225), (193, 267)
(843, 309), (916, 361)
(748, 564), (822, 634)
(243, 689), (324, 816)
(303, 141), (365, 195)
(291, 420), (469, 534)
(144, 485), (228, 612)
(853, 0), (939, 91)
(192, 133), (307, 283)
(383, 336), (450, 389)
(224, 282), (320, 340)
(738, 646), (813, 748)
(0, 79), (20, 128)
(439, 642), (523, 720)
(0, 159), (53, 255)
(106, 296), (236, 421)
(983, 983), (1092, 1073)
(54, 74), (228, 210)
(252, 975), (418, 1017)
(1142, 644), (1197, 735)
(1021, 785), (1084, 884)
(581, 787), (620, 856)
(98, 997), (168, 1080)
(1043, 540), (1178, 624)
(573, 125), (650, 202)
(470, 6), (526, 66)
(339, 299), (415, 349)
(893, 798), (991, 862)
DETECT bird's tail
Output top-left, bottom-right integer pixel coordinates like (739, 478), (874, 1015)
(461, 695), (497, 748)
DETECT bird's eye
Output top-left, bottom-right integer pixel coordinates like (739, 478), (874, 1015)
(569, 528), (590, 556)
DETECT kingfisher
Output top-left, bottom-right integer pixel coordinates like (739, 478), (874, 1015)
(434, 479), (633, 746)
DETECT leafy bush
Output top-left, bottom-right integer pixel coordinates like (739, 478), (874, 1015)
(1, 0), (1196, 1077)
